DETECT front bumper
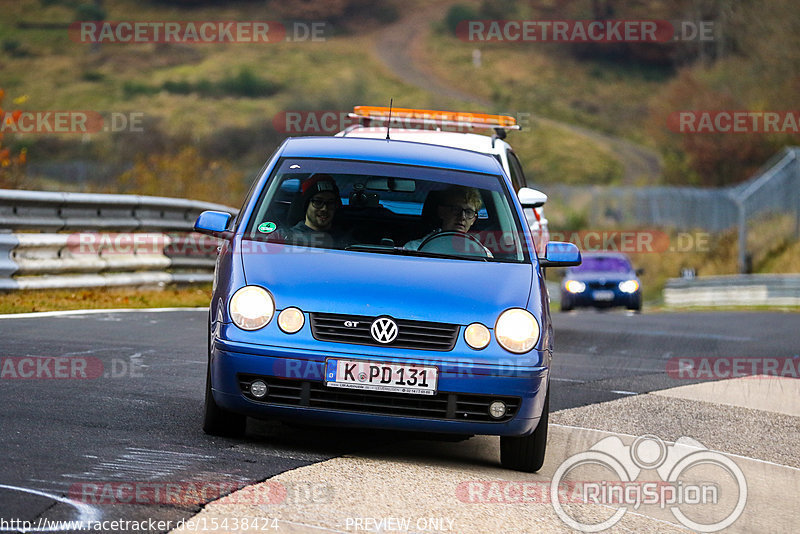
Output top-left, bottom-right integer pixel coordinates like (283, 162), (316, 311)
(210, 337), (549, 437)
(563, 289), (641, 308)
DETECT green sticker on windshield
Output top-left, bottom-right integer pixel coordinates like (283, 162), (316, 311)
(258, 222), (277, 234)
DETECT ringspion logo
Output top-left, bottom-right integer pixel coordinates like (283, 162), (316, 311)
(551, 435), (747, 532)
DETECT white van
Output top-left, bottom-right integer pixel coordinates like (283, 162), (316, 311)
(336, 106), (550, 250)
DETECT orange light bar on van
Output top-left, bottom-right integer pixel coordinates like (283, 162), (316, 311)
(351, 106), (520, 130)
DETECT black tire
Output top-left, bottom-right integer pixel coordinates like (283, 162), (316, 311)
(500, 387), (549, 472)
(203, 365), (246, 437)
(203, 327), (246, 437)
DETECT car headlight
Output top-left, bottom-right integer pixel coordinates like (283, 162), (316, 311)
(564, 280), (586, 293)
(229, 286), (275, 330)
(619, 280), (640, 293)
(495, 309), (540, 354)
(464, 323), (491, 350)
(278, 307), (305, 334)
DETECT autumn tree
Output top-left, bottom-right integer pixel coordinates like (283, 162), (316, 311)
(0, 89), (27, 189)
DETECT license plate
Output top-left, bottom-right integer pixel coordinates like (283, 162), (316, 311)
(592, 290), (615, 301)
(325, 359), (438, 395)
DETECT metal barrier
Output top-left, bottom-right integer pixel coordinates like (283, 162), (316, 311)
(0, 189), (237, 290)
(664, 275), (800, 307)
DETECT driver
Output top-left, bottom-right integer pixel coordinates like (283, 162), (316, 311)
(404, 185), (492, 256)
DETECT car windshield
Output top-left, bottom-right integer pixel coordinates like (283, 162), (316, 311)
(244, 157), (530, 263)
(573, 255), (632, 273)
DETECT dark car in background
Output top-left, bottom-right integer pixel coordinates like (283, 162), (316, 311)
(560, 252), (642, 312)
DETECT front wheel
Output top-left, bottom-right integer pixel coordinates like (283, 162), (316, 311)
(203, 327), (246, 437)
(203, 365), (246, 437)
(500, 387), (549, 472)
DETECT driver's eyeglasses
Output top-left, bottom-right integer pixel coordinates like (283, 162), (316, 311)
(310, 198), (338, 209)
(443, 205), (478, 220)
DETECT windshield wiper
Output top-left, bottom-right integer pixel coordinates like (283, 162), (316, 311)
(345, 244), (488, 261)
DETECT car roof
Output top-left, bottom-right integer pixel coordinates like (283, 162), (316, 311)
(280, 136), (505, 175)
(338, 126), (510, 156)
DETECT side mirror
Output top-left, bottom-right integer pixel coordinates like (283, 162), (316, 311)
(194, 210), (232, 238)
(518, 187), (548, 209)
(539, 242), (581, 268)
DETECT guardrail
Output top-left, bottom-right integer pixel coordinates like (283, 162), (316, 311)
(0, 189), (237, 290)
(664, 274), (800, 307)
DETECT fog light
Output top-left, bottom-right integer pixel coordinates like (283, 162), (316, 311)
(464, 323), (491, 350)
(250, 380), (268, 398)
(278, 307), (305, 334)
(488, 400), (507, 419)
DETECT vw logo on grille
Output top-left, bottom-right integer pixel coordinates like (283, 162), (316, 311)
(370, 317), (398, 344)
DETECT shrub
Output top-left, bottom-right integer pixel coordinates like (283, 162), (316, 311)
(444, 4), (478, 36)
(114, 146), (245, 206)
(217, 68), (280, 98)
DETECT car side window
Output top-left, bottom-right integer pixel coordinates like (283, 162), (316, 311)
(506, 150), (527, 192)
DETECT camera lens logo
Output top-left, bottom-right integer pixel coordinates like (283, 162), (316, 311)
(550, 435), (747, 532)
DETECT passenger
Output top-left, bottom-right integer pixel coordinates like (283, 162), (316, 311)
(284, 174), (349, 249)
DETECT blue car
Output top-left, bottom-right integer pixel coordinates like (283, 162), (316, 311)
(560, 252), (642, 312)
(194, 136), (580, 472)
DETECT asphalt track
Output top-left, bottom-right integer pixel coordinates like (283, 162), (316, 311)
(0, 309), (798, 532)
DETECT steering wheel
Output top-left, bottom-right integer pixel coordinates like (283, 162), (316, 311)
(418, 231), (489, 259)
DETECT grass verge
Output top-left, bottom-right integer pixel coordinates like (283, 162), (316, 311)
(0, 284), (211, 314)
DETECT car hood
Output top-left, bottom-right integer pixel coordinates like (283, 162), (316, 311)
(566, 271), (637, 283)
(240, 242), (535, 325)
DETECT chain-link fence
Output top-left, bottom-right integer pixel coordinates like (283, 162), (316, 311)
(546, 147), (799, 272)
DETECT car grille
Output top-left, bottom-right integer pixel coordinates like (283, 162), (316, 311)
(309, 313), (459, 351)
(587, 281), (618, 290)
(238, 375), (520, 423)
